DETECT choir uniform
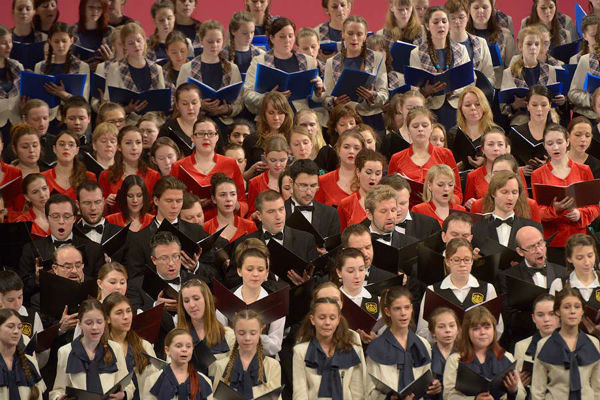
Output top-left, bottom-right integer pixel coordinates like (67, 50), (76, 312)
(105, 212), (155, 230)
(453, 33), (495, 84)
(520, 14), (575, 45)
(314, 168), (352, 208)
(469, 197), (542, 223)
(247, 170), (272, 215)
(70, 23), (112, 55)
(9, 30), (47, 71)
(0, 58), (24, 133)
(470, 24), (515, 88)
(41, 168), (97, 201)
(531, 330), (600, 400)
(388, 143), (463, 204)
(104, 59), (166, 104)
(293, 337), (366, 400)
(0, 161), (23, 214)
(203, 215), (257, 243)
(210, 353), (282, 399)
(337, 191), (366, 233)
(142, 365), (214, 400)
(192, 326), (236, 364)
(463, 165), (527, 204)
(568, 52), (600, 120)
(0, 352), (46, 400)
(514, 332), (543, 374)
(531, 160), (600, 247)
(98, 168), (161, 203)
(411, 201), (466, 228)
(549, 271), (600, 310)
(220, 44), (265, 76)
(127, 339), (159, 400)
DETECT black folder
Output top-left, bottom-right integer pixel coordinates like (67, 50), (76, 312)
(416, 246), (446, 285)
(65, 369), (134, 399)
(508, 127), (546, 165)
(143, 353), (169, 370)
(157, 219), (200, 256)
(341, 292), (384, 333)
(213, 380), (284, 400)
(285, 210), (341, 250)
(369, 369), (434, 398)
(39, 272), (97, 320)
(24, 324), (60, 355)
(372, 238), (421, 275)
(131, 303), (164, 344)
(455, 361), (516, 396)
(422, 289), (504, 323)
(142, 266), (179, 300)
(191, 339), (217, 373)
(101, 223), (131, 257)
(365, 275), (406, 297)
(178, 166), (212, 199)
(80, 151), (105, 177)
(285, 277), (318, 327)
(0, 221), (33, 270)
(504, 275), (548, 310)
(452, 129), (482, 167)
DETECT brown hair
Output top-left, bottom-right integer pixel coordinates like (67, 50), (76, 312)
(10, 123), (39, 151)
(97, 102), (125, 126)
(227, 11), (255, 61)
(164, 329), (202, 397)
(44, 22), (75, 74)
(428, 306), (460, 335)
(458, 307), (505, 363)
(512, 26), (543, 81)
(481, 170), (530, 218)
(465, 0), (503, 44)
(327, 104), (363, 146)
(527, 0), (562, 46)
(332, 246), (366, 285)
(256, 92), (294, 145)
(340, 16), (369, 74)
(97, 262), (128, 300)
(364, 184), (397, 214)
(234, 237), (270, 270)
(108, 126), (149, 183)
(564, 233), (598, 275)
(148, 0), (174, 51)
(553, 287), (585, 315)
(384, 90), (425, 131)
(405, 105), (436, 127)
(78, 0), (109, 31)
(351, 148), (386, 192)
(198, 20), (231, 74)
(296, 297), (356, 349)
(53, 131), (89, 189)
(384, 0), (422, 42)
(423, 7), (453, 69)
(78, 299), (114, 366)
(120, 22), (147, 56)
(380, 286), (413, 327)
(254, 189), (282, 213)
(445, 237), (473, 260)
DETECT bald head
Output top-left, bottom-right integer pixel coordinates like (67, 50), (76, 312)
(52, 245), (84, 282)
(515, 226), (543, 248)
(515, 225), (546, 268)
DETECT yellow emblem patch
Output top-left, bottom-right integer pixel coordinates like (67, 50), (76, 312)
(471, 293), (484, 304)
(21, 323), (32, 337)
(595, 289), (600, 303)
(365, 302), (378, 314)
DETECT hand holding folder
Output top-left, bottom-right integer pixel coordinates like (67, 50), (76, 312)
(39, 272), (98, 320)
(131, 303), (164, 344)
(285, 210), (341, 250)
(188, 77), (243, 103)
(331, 68), (377, 102)
(101, 223), (131, 258)
(178, 166), (211, 198)
(214, 380), (283, 400)
(254, 64), (318, 101)
(65, 369), (134, 400)
(369, 370), (434, 399)
(108, 86), (172, 113)
(403, 60), (474, 94)
(456, 361), (516, 396)
(390, 41), (417, 72)
(20, 71), (87, 108)
(341, 292), (384, 333)
(422, 289), (504, 323)
(533, 179), (600, 207)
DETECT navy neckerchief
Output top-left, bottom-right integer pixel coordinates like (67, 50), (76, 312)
(463, 350), (513, 399)
(190, 327), (230, 355)
(149, 365), (212, 400)
(0, 352), (41, 400)
(228, 353), (262, 399)
(66, 337), (118, 394)
(366, 328), (431, 392)
(537, 330), (600, 400)
(125, 347), (140, 400)
(304, 338), (361, 400)
(525, 332), (543, 360)
(431, 344), (452, 381)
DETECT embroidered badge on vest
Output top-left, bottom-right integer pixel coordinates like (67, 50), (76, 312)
(596, 288), (600, 303)
(365, 302), (378, 314)
(471, 293), (484, 304)
(21, 323), (32, 337)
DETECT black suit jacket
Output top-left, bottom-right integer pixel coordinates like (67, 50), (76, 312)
(74, 219), (126, 262)
(498, 261), (566, 349)
(18, 231), (105, 300)
(284, 198), (341, 239)
(224, 226), (319, 288)
(124, 219), (221, 281)
(404, 212), (441, 240)
(365, 266), (395, 284)
(472, 216), (543, 251)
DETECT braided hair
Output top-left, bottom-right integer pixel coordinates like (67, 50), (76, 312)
(424, 7), (453, 71)
(43, 22), (75, 75)
(527, 0), (562, 46)
(164, 329), (202, 398)
(198, 20), (231, 74)
(227, 11), (255, 62)
(340, 16), (369, 71)
(246, 0), (273, 34)
(78, 299), (115, 366)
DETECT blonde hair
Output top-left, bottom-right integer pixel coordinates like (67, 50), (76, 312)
(294, 109), (326, 152)
(364, 184), (398, 213)
(512, 26), (543, 81)
(120, 22), (148, 56)
(263, 134), (289, 154)
(384, 0), (422, 42)
(227, 11), (255, 61)
(199, 20), (231, 74)
(297, 27), (319, 42)
(92, 122), (119, 144)
(422, 164), (455, 202)
(457, 87), (494, 134)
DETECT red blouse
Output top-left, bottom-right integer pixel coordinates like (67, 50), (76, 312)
(338, 191), (366, 232)
(470, 197), (542, 223)
(315, 169), (352, 208)
(388, 143), (463, 204)
(170, 153), (248, 220)
(411, 201), (466, 227)
(15, 208), (50, 238)
(247, 171), (270, 215)
(42, 168), (97, 200)
(0, 162), (23, 214)
(106, 212), (155, 230)
(98, 168), (161, 200)
(204, 215), (257, 243)
(464, 165), (529, 203)
(531, 160), (600, 247)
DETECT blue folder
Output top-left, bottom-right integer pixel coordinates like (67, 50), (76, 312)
(73, 44), (97, 61)
(19, 71), (87, 108)
(389, 84), (411, 99)
(254, 64), (318, 101)
(320, 41), (339, 54)
(550, 40), (581, 64)
(576, 3), (587, 38)
(390, 41), (417, 73)
(331, 69), (377, 102)
(556, 65), (577, 93)
(90, 73), (106, 99)
(499, 82), (564, 104)
(489, 44), (502, 67)
(583, 73), (600, 94)
(187, 78), (243, 103)
(10, 41), (45, 71)
(108, 86), (172, 113)
(252, 35), (269, 51)
(403, 60), (474, 94)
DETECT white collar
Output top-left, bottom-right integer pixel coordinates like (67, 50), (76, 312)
(234, 285), (268, 301)
(491, 212), (515, 221)
(18, 305), (28, 317)
(401, 212), (413, 222)
(82, 218), (105, 227)
(51, 233), (73, 242)
(440, 274), (479, 290)
(155, 217), (178, 227)
(339, 285), (371, 300)
(569, 271), (600, 289)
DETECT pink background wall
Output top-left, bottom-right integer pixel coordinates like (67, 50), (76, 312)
(0, 0), (582, 39)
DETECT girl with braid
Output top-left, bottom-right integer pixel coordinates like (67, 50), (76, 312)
(144, 329), (213, 400)
(408, 6), (471, 131)
(245, 0), (274, 36)
(51, 299), (133, 400)
(376, 0), (426, 49)
(210, 310), (281, 398)
(223, 11), (265, 75)
(323, 16), (388, 137)
(177, 20), (243, 127)
(0, 309), (45, 400)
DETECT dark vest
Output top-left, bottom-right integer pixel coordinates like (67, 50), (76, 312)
(20, 308), (36, 338)
(360, 289), (379, 318)
(432, 279), (489, 309)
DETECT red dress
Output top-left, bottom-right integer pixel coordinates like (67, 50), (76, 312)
(464, 165), (528, 203)
(106, 212), (155, 230)
(337, 191), (366, 232)
(470, 197), (542, 223)
(315, 169), (352, 208)
(98, 168), (161, 201)
(0, 162), (23, 216)
(204, 215), (257, 243)
(247, 171), (270, 215)
(15, 208), (49, 238)
(388, 143), (463, 204)
(170, 153), (248, 220)
(41, 168), (97, 200)
(411, 201), (466, 227)
(531, 160), (600, 247)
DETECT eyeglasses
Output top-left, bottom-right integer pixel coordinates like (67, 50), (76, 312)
(48, 213), (75, 221)
(192, 131), (218, 139)
(54, 262), (84, 271)
(520, 239), (546, 253)
(448, 257), (473, 265)
(294, 182), (319, 192)
(154, 254), (181, 263)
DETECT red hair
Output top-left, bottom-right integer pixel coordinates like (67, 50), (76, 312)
(78, 0), (109, 31)
(458, 307), (505, 363)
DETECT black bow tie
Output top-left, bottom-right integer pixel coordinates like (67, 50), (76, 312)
(397, 220), (408, 229)
(295, 205), (314, 212)
(264, 231), (284, 241)
(527, 266), (547, 277)
(53, 239), (72, 248)
(165, 277), (181, 285)
(492, 216), (514, 228)
(80, 223), (103, 234)
(371, 232), (392, 242)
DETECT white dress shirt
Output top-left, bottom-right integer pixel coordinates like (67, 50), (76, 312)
(262, 229), (284, 246)
(492, 212), (514, 247)
(80, 218), (105, 244)
(550, 271), (600, 300)
(524, 259), (548, 288)
(369, 226), (393, 246)
(291, 199), (314, 224)
(394, 211), (413, 235)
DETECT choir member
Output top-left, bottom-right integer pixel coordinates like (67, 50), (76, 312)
(105, 174), (155, 232)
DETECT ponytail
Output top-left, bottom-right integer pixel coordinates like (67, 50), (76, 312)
(15, 346), (40, 400)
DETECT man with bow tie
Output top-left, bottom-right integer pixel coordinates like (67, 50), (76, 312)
(18, 194), (104, 300)
(499, 226), (567, 348)
(366, 185), (417, 250)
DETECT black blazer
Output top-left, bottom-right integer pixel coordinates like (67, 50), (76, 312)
(284, 198), (341, 239)
(389, 230), (419, 249)
(18, 231), (105, 300)
(74, 219), (126, 262)
(472, 216), (543, 251)
(404, 212), (441, 240)
(498, 261), (566, 349)
(365, 266), (395, 284)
